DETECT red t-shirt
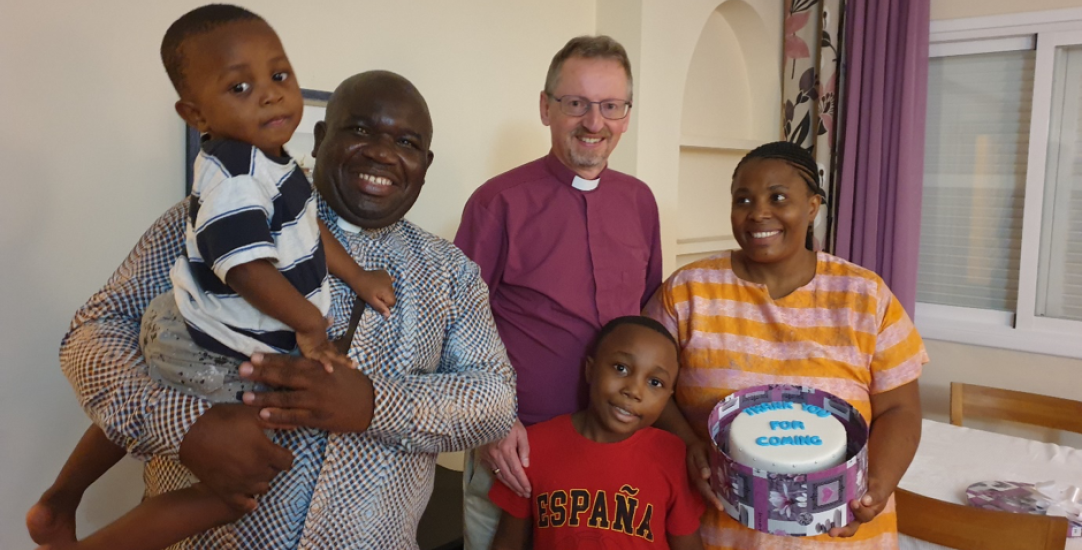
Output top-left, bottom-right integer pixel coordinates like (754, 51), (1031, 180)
(489, 415), (704, 549)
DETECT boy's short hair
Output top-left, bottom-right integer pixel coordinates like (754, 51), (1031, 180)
(544, 35), (633, 101)
(160, 3), (265, 94)
(591, 315), (678, 356)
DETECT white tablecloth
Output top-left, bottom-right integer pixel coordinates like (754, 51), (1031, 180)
(897, 419), (1082, 550)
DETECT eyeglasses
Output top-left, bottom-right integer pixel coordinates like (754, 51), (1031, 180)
(547, 94), (632, 120)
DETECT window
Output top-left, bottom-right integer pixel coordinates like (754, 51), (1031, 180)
(919, 49), (1033, 313)
(1035, 42), (1082, 322)
(916, 10), (1082, 358)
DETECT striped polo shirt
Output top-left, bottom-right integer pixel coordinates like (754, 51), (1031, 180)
(171, 138), (329, 359)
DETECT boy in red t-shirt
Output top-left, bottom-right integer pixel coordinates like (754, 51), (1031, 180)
(489, 316), (705, 550)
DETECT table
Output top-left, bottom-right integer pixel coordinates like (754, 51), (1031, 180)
(897, 419), (1082, 550)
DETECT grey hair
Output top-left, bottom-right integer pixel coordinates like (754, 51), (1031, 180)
(544, 35), (633, 101)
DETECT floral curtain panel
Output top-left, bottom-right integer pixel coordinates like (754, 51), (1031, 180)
(782, 0), (845, 250)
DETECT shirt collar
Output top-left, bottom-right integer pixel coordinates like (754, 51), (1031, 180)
(336, 216), (365, 234)
(320, 199), (400, 239)
(543, 151), (607, 192)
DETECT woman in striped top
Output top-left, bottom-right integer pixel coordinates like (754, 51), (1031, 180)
(644, 141), (927, 550)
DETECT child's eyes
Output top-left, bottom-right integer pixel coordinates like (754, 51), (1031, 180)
(230, 82), (251, 94)
(272, 72), (289, 82)
(649, 378), (665, 389)
(772, 193), (787, 201)
(613, 363), (628, 374)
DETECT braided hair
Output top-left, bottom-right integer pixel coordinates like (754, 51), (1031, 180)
(732, 141), (825, 250)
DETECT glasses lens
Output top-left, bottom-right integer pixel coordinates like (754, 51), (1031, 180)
(600, 101), (629, 120)
(559, 96), (588, 117)
(555, 96), (630, 119)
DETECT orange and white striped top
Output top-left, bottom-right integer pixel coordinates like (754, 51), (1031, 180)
(644, 251), (928, 550)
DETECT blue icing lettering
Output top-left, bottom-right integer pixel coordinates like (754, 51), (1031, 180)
(800, 404), (831, 418)
(754, 435), (823, 446)
(744, 402), (795, 416)
(769, 420), (806, 430)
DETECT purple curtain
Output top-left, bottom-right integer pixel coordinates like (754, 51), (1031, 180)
(832, 0), (930, 315)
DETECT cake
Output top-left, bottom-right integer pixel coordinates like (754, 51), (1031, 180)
(727, 400), (847, 474)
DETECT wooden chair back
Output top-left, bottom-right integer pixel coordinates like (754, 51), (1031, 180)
(896, 488), (1068, 550)
(950, 382), (1082, 435)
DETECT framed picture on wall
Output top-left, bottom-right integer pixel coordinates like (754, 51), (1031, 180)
(184, 88), (332, 194)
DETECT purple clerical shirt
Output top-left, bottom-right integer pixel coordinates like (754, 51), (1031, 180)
(454, 153), (663, 425)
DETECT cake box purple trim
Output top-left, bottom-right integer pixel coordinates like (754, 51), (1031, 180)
(708, 384), (870, 537)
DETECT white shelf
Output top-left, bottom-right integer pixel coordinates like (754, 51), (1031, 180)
(679, 136), (761, 152)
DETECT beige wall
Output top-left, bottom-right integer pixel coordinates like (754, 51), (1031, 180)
(932, 0), (1082, 20)
(0, 1), (593, 547)
(610, 0), (782, 275)
(919, 0), (1082, 439)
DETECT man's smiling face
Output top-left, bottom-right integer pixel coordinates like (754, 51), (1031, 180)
(312, 72), (434, 229)
(540, 56), (631, 180)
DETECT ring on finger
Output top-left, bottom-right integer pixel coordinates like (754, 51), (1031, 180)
(493, 467), (501, 476)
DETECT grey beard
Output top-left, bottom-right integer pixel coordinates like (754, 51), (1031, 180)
(569, 148), (605, 169)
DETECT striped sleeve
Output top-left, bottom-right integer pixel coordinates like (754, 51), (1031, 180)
(642, 277), (679, 340)
(869, 279), (928, 394)
(193, 172), (277, 281)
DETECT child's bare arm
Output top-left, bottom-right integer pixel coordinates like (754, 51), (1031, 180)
(319, 220), (395, 317)
(489, 511), (531, 550)
(226, 260), (350, 372)
(667, 531), (704, 550)
(654, 399), (722, 510)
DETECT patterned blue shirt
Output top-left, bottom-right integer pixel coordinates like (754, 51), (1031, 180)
(59, 198), (517, 549)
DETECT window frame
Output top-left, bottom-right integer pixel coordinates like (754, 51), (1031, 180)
(918, 8), (1082, 359)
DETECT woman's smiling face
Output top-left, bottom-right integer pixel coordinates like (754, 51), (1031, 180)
(730, 158), (821, 265)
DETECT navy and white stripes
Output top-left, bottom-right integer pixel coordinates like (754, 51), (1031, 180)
(173, 138), (329, 358)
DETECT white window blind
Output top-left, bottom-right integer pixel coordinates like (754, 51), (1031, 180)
(917, 51), (1035, 311)
(1036, 45), (1082, 321)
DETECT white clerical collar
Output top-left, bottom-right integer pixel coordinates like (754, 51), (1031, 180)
(571, 175), (600, 191)
(336, 216), (364, 234)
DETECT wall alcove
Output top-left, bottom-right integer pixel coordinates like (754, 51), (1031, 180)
(676, 0), (779, 267)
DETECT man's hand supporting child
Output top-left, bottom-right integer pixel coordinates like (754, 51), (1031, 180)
(240, 353), (376, 434)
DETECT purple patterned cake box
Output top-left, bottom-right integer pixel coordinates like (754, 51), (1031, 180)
(966, 481), (1082, 538)
(708, 384), (869, 537)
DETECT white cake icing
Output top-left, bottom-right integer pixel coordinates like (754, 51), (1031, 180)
(727, 401), (847, 474)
